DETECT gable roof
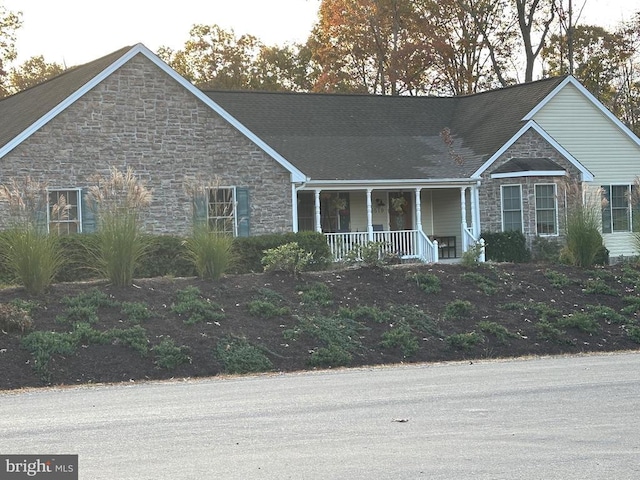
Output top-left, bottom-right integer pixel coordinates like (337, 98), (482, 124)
(206, 77), (568, 182)
(0, 44), (601, 184)
(0, 44), (307, 183)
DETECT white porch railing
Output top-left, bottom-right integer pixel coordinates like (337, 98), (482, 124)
(325, 230), (439, 263)
(463, 227), (486, 262)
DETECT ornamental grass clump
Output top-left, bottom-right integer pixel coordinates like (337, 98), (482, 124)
(184, 224), (234, 280)
(85, 167), (152, 287)
(0, 177), (65, 295)
(561, 181), (606, 268)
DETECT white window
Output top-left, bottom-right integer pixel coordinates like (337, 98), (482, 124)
(208, 187), (236, 235)
(602, 185), (638, 233)
(501, 185), (523, 232)
(48, 189), (81, 234)
(535, 184), (558, 235)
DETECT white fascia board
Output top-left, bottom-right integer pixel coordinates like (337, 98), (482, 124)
(471, 120), (594, 182)
(1, 43), (309, 184)
(524, 75), (640, 148)
(490, 170), (567, 179)
(301, 178), (477, 190)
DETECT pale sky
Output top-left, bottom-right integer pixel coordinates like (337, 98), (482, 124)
(2, 0), (637, 68)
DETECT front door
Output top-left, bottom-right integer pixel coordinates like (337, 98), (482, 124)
(388, 192), (412, 231)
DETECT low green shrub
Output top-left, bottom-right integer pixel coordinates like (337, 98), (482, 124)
(343, 241), (393, 267)
(120, 302), (153, 324)
(247, 299), (291, 318)
(108, 325), (149, 355)
(535, 320), (568, 343)
(477, 321), (517, 344)
(582, 278), (618, 296)
(626, 325), (640, 343)
(557, 313), (601, 334)
(308, 344), (353, 367)
(544, 270), (572, 288)
(153, 338), (191, 369)
(380, 322), (420, 357)
(461, 272), (497, 295)
(215, 336), (273, 374)
(171, 286), (225, 325)
(408, 272), (441, 294)
(21, 331), (76, 381)
(445, 332), (483, 350)
(443, 300), (473, 320)
(621, 296), (640, 315)
(232, 232), (331, 274)
(298, 282), (333, 307)
(262, 242), (313, 276)
(584, 305), (627, 324)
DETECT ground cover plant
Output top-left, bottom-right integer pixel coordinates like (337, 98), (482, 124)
(1, 261), (640, 390)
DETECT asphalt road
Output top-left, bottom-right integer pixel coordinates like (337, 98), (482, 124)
(2, 352), (640, 479)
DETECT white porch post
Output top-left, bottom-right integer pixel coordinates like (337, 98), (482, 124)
(292, 184), (299, 233)
(314, 189), (321, 233)
(415, 187), (423, 259)
(366, 188), (373, 240)
(473, 183), (482, 238)
(460, 187), (468, 252)
(415, 187), (423, 232)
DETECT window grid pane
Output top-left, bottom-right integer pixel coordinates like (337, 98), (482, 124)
(208, 188), (235, 235)
(48, 190), (80, 235)
(502, 186), (522, 232)
(611, 185), (630, 232)
(535, 184), (557, 235)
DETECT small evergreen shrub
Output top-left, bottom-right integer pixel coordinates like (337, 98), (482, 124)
(443, 300), (473, 320)
(215, 336), (273, 374)
(535, 320), (568, 343)
(477, 321), (517, 344)
(621, 296), (640, 315)
(557, 313), (601, 334)
(171, 286), (225, 325)
(298, 282), (333, 307)
(626, 325), (640, 343)
(380, 322), (420, 357)
(21, 331), (77, 381)
(582, 278), (618, 296)
(408, 272), (441, 293)
(544, 270), (572, 288)
(247, 300), (291, 318)
(482, 231), (531, 263)
(121, 302), (153, 324)
(445, 332), (483, 350)
(584, 305), (627, 324)
(153, 338), (191, 369)
(339, 305), (391, 324)
(461, 272), (497, 295)
(308, 345), (353, 367)
(262, 242), (313, 276)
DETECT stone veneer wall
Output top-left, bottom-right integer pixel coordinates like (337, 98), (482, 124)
(478, 129), (584, 247)
(0, 54), (292, 236)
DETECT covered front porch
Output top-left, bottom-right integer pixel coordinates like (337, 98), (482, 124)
(293, 183), (485, 263)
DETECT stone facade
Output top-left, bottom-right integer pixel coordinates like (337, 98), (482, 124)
(478, 129), (584, 247)
(0, 54), (293, 236)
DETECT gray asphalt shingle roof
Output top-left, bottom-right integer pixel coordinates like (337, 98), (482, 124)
(0, 45), (567, 182)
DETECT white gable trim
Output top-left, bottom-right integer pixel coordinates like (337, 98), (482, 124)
(471, 120), (594, 182)
(0, 43), (308, 183)
(523, 76), (640, 148)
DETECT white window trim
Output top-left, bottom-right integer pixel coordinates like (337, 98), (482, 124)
(534, 183), (559, 236)
(47, 187), (82, 234)
(605, 184), (633, 234)
(207, 185), (237, 236)
(491, 170), (566, 179)
(501, 184), (523, 233)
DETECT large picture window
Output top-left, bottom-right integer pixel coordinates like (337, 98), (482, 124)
(48, 189), (81, 234)
(501, 185), (523, 232)
(535, 184), (557, 235)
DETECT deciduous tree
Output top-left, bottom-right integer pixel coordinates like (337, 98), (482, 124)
(0, 3), (22, 97)
(7, 55), (64, 93)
